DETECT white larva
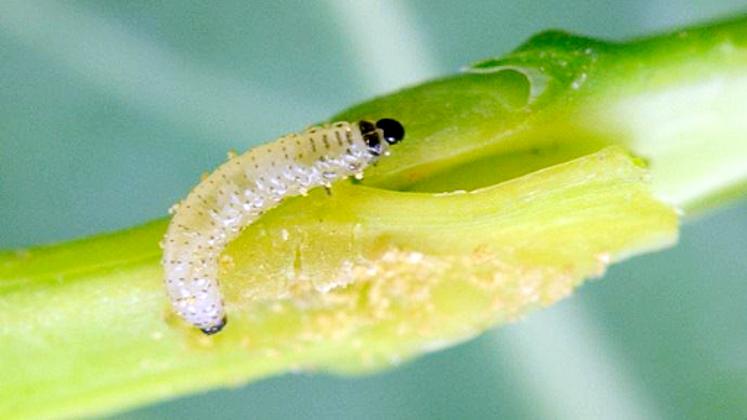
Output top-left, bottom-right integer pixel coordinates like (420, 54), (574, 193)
(162, 118), (405, 334)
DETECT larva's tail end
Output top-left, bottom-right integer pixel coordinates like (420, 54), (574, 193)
(200, 316), (227, 335)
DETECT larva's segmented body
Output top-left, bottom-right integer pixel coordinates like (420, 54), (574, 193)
(162, 119), (405, 334)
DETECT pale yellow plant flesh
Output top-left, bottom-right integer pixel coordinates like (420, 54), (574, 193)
(0, 147), (677, 418)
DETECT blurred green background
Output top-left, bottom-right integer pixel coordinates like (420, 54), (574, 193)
(1, 1), (746, 418)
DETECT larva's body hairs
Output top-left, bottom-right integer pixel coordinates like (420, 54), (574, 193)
(162, 119), (405, 334)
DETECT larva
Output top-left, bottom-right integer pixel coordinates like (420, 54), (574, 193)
(162, 118), (405, 334)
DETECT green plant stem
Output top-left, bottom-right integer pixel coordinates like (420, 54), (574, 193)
(2, 16), (747, 419)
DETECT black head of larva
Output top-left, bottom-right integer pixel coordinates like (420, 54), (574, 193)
(376, 118), (405, 144)
(359, 118), (404, 156)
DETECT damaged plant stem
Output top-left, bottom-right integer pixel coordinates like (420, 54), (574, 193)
(2, 15), (747, 419)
